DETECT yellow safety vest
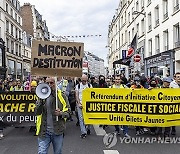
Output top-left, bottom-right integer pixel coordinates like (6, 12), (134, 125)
(14, 86), (23, 91)
(62, 79), (68, 92)
(10, 86), (14, 91)
(36, 90), (68, 135)
(112, 84), (125, 88)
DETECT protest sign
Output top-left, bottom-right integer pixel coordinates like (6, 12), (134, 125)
(0, 91), (37, 126)
(31, 40), (84, 77)
(82, 88), (180, 127)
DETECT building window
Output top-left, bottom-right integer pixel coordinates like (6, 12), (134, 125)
(141, 0), (144, 9)
(124, 11), (126, 23)
(173, 0), (179, 12)
(128, 12), (130, 23)
(155, 5), (159, 26)
(132, 28), (134, 38)
(122, 33), (124, 45)
(116, 40), (118, 49)
(141, 18), (145, 35)
(11, 41), (14, 54)
(132, 7), (134, 20)
(19, 30), (21, 39)
(174, 23), (180, 47)
(10, 8), (13, 17)
(11, 24), (13, 36)
(163, 0), (168, 20)
(148, 39), (152, 56)
(148, 12), (152, 31)
(137, 23), (139, 37)
(128, 31), (131, 44)
(121, 16), (123, 27)
(15, 13), (17, 21)
(17, 62), (22, 76)
(19, 45), (21, 56)
(6, 20), (9, 32)
(18, 16), (20, 24)
(16, 44), (18, 56)
(125, 30), (127, 43)
(15, 28), (18, 38)
(6, 3), (8, 13)
(8, 60), (15, 75)
(163, 29), (169, 51)
(155, 35), (160, 54)
(136, 1), (139, 12)
(6, 38), (9, 52)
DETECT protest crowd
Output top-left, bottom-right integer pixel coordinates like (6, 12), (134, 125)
(0, 72), (180, 153)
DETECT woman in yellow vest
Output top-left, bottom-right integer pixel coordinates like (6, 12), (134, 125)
(36, 77), (70, 154)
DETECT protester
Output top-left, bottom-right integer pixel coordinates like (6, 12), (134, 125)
(131, 75), (146, 135)
(90, 76), (98, 88)
(36, 77), (70, 154)
(112, 75), (130, 138)
(156, 77), (172, 140)
(75, 74), (92, 138)
(66, 77), (76, 121)
(14, 80), (23, 91)
(169, 72), (180, 135)
(0, 82), (4, 139)
(148, 78), (158, 135)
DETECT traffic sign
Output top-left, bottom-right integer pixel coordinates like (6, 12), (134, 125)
(134, 54), (141, 62)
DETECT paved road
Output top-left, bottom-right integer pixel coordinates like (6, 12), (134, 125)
(1, 116), (180, 154)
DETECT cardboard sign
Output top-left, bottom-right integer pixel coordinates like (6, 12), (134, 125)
(82, 88), (180, 127)
(31, 40), (84, 77)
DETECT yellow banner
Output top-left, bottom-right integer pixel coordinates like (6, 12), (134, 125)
(82, 88), (180, 127)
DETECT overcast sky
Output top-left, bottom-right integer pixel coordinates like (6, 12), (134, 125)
(19, 0), (119, 65)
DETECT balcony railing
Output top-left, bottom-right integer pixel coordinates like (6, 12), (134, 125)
(174, 4), (179, 12)
(155, 19), (159, 26)
(175, 41), (180, 48)
(164, 12), (168, 19)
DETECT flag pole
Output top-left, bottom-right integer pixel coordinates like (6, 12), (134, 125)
(55, 76), (58, 121)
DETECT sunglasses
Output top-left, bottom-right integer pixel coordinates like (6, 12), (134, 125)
(47, 81), (54, 84)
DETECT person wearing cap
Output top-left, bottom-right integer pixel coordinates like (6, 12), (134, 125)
(131, 75), (146, 135)
(169, 72), (180, 135)
(157, 77), (172, 140)
(148, 78), (159, 135)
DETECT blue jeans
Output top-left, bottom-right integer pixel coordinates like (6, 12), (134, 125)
(77, 105), (90, 135)
(38, 131), (64, 154)
(115, 125), (128, 134)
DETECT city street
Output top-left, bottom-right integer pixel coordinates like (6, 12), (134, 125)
(1, 116), (180, 154)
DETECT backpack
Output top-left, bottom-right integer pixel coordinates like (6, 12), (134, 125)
(78, 83), (91, 89)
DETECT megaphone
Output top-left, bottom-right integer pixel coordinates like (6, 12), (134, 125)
(36, 83), (51, 99)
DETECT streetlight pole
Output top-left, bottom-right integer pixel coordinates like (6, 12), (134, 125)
(132, 11), (146, 76)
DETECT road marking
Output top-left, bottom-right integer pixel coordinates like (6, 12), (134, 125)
(93, 125), (106, 136)
(103, 150), (120, 154)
